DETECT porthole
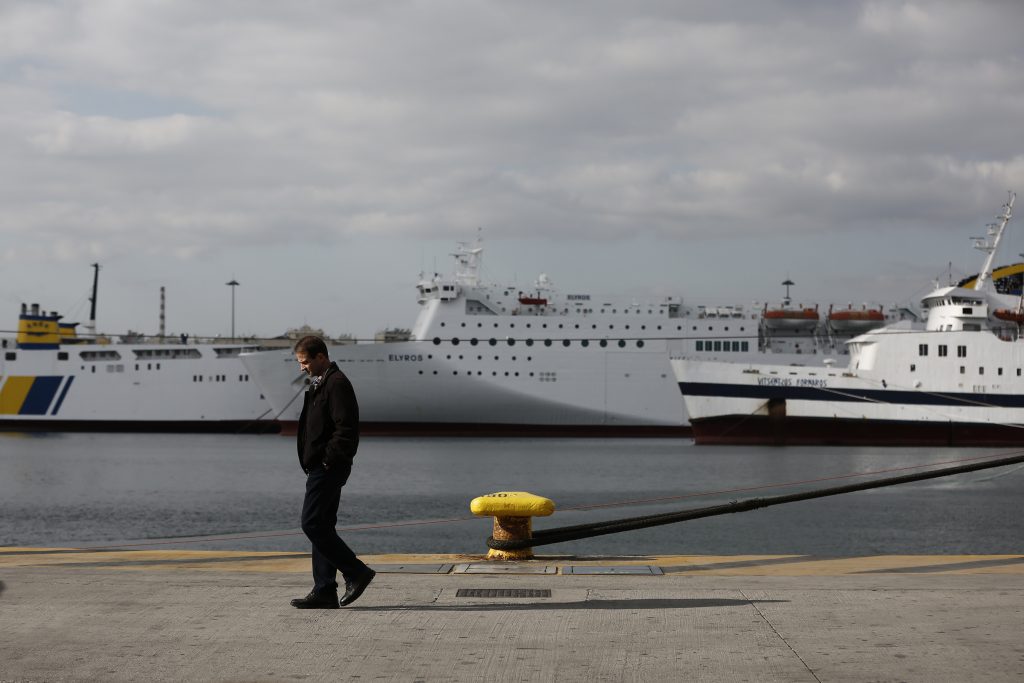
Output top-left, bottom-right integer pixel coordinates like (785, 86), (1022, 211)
(489, 338), (497, 346)
(433, 337), (441, 345)
(544, 339), (552, 347)
(618, 340), (626, 348)
(581, 339), (589, 347)
(562, 339), (571, 347)
(451, 338), (460, 346)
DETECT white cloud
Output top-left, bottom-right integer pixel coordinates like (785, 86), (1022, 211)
(29, 112), (208, 154)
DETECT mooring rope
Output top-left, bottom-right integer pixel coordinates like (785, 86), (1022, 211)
(487, 450), (1024, 551)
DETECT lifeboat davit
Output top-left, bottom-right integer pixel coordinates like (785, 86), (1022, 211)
(827, 306), (885, 332)
(993, 308), (1024, 324)
(762, 306), (820, 331)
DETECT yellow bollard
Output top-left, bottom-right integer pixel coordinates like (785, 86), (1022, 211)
(470, 491), (556, 560)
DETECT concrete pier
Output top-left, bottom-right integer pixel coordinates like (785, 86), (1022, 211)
(2, 547), (1023, 681)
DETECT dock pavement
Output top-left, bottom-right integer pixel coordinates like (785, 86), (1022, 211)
(2, 547), (1023, 682)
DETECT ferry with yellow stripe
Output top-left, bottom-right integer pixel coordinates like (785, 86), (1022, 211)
(0, 302), (278, 433)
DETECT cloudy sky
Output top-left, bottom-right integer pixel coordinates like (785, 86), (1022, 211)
(2, 1), (1023, 340)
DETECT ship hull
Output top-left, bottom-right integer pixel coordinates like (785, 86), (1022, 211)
(689, 414), (1024, 446)
(0, 418), (280, 434)
(276, 419), (688, 438)
(243, 340), (691, 430)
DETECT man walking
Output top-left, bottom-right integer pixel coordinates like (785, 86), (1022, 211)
(290, 335), (375, 609)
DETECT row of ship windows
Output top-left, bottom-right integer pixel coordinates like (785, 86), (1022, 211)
(417, 369), (668, 380)
(909, 364), (1020, 377)
(81, 363), (178, 372)
(918, 344), (968, 357)
(442, 322), (747, 332)
(75, 363), (251, 382)
(433, 337), (647, 348)
(420, 370), (538, 378)
(5, 351), (208, 362)
(192, 375), (250, 382)
(695, 340), (751, 352)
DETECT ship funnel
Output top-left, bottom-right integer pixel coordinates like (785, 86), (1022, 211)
(31, 303), (40, 316)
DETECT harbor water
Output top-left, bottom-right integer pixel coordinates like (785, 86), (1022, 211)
(2, 432), (1022, 556)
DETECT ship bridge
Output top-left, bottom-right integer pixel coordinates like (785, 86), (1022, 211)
(921, 287), (989, 332)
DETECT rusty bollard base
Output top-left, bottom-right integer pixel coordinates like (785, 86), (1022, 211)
(469, 491), (556, 560)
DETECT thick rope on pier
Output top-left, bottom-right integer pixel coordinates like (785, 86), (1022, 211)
(487, 451), (1024, 551)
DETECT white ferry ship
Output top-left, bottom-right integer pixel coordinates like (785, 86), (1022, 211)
(0, 271), (278, 433)
(240, 239), (917, 435)
(673, 193), (1024, 446)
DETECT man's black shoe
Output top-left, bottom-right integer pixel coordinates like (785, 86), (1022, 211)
(290, 590), (339, 609)
(339, 569), (376, 607)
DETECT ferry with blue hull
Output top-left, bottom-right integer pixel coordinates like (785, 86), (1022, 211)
(0, 300), (278, 433)
(240, 239), (917, 435)
(674, 193), (1024, 446)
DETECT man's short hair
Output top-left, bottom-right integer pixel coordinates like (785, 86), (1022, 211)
(294, 335), (329, 359)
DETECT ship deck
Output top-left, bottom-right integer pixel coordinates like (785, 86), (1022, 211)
(3, 546), (1022, 681)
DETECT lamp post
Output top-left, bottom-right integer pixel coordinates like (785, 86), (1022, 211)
(226, 279), (239, 340)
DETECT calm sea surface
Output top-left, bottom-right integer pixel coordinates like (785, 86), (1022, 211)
(1, 432), (1022, 556)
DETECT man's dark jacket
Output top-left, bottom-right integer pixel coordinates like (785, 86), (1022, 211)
(297, 362), (360, 473)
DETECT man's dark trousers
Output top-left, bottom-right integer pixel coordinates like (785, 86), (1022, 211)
(301, 462), (368, 594)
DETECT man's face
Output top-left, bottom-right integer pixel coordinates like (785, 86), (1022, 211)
(296, 351), (329, 377)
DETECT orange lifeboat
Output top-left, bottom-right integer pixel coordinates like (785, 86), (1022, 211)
(762, 305), (820, 331)
(993, 308), (1024, 324)
(827, 306), (885, 332)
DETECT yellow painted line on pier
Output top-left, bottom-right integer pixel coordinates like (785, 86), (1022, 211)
(650, 554), (1024, 576)
(2, 548), (1023, 575)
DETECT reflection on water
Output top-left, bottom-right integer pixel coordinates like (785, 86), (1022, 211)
(1, 432), (1021, 555)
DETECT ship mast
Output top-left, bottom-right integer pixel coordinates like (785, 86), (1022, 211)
(83, 263), (100, 338)
(453, 232), (484, 288)
(972, 191), (1015, 292)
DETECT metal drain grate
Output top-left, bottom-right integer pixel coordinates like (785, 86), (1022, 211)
(456, 588), (552, 598)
